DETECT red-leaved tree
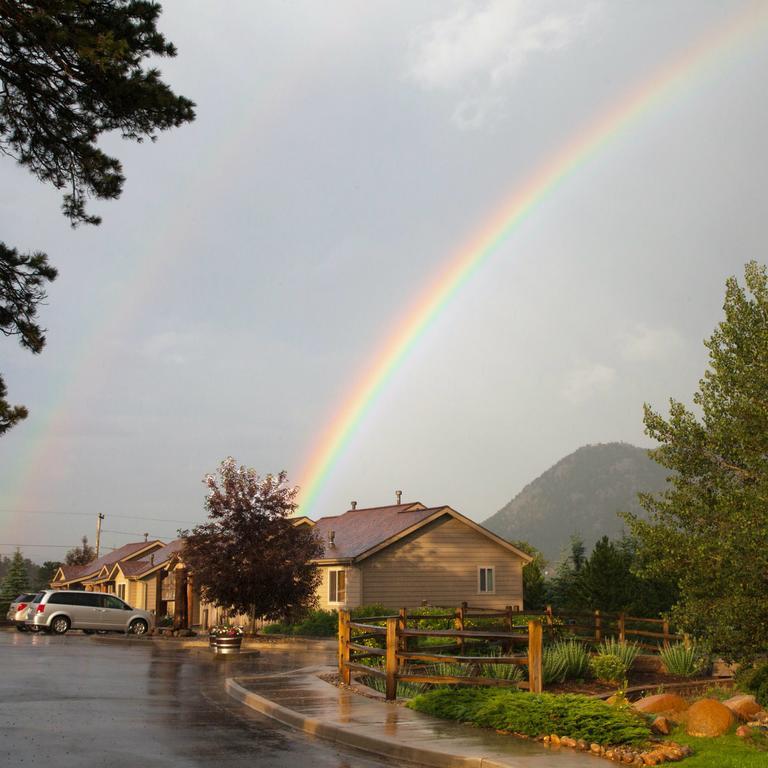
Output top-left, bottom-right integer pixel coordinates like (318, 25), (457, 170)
(181, 458), (322, 629)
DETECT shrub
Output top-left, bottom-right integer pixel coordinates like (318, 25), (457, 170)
(407, 688), (650, 745)
(481, 649), (525, 683)
(598, 638), (640, 670)
(547, 639), (590, 680)
(739, 663), (768, 707)
(261, 609), (338, 637)
(590, 653), (628, 685)
(542, 644), (569, 684)
(660, 642), (707, 677)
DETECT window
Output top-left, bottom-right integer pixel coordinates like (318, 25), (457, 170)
(117, 584), (126, 600)
(103, 595), (126, 610)
(478, 567), (495, 594)
(328, 569), (346, 604)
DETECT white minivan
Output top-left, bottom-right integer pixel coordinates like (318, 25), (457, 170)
(26, 590), (154, 635)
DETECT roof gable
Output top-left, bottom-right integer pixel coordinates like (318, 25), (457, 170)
(312, 503), (533, 564)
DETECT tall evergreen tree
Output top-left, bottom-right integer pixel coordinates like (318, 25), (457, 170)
(510, 540), (547, 610)
(0, 1), (194, 431)
(627, 261), (768, 660)
(0, 549), (30, 612)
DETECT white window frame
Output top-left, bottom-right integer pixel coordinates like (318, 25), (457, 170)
(117, 583), (126, 600)
(478, 566), (496, 594)
(328, 569), (346, 605)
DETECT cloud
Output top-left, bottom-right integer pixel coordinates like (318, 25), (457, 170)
(619, 324), (684, 362)
(561, 363), (616, 404)
(407, 0), (600, 129)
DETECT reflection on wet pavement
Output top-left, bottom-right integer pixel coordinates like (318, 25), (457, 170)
(0, 631), (405, 767)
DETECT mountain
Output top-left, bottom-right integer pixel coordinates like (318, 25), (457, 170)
(483, 443), (671, 562)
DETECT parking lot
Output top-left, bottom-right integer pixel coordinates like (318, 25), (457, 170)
(0, 629), (402, 768)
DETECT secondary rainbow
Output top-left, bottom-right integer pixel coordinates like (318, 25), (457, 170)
(297, 2), (768, 515)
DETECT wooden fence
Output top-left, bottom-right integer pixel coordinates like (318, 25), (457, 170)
(338, 608), (542, 701)
(533, 606), (684, 650)
(337, 604), (685, 700)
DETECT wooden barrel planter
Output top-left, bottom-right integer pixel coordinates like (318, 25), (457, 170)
(212, 635), (243, 654)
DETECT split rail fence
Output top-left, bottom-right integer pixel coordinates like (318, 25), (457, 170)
(337, 604), (684, 701)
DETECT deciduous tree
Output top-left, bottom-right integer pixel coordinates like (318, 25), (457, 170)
(181, 458), (323, 630)
(627, 261), (768, 660)
(65, 535), (95, 566)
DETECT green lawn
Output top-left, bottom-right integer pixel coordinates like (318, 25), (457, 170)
(672, 730), (767, 768)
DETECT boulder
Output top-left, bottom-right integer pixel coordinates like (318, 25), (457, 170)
(633, 693), (688, 717)
(723, 694), (763, 721)
(686, 698), (735, 737)
(735, 725), (753, 738)
(651, 715), (671, 735)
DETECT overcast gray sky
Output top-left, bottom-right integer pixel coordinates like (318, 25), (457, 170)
(2, 1), (767, 562)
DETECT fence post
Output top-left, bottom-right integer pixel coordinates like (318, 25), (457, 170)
(594, 609), (601, 643)
(504, 605), (514, 653)
(618, 612), (625, 643)
(662, 618), (670, 645)
(527, 620), (543, 694)
(398, 608), (408, 652)
(385, 616), (398, 700)
(340, 610), (351, 685)
(455, 602), (466, 656)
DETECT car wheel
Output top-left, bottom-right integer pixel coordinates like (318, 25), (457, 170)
(129, 619), (148, 636)
(50, 616), (70, 635)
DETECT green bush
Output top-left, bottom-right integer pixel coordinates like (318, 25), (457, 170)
(261, 609), (338, 637)
(407, 688), (650, 745)
(549, 639), (590, 680)
(739, 663), (768, 708)
(660, 642), (707, 677)
(598, 638), (640, 669)
(589, 653), (628, 684)
(542, 644), (569, 684)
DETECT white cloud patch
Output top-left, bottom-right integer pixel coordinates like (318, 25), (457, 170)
(619, 324), (684, 362)
(561, 362), (616, 404)
(407, 0), (600, 129)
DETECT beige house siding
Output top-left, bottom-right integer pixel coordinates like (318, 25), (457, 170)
(145, 576), (157, 613)
(359, 516), (524, 609)
(316, 565), (362, 610)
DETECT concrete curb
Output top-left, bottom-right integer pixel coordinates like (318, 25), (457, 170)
(226, 675), (516, 768)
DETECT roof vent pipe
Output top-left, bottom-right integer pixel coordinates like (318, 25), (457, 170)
(144, 532), (148, 542)
(351, 501), (357, 510)
(396, 490), (402, 505)
(328, 530), (336, 547)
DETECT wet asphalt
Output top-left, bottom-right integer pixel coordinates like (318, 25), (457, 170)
(0, 629), (406, 768)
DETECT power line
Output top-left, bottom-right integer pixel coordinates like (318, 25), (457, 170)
(0, 509), (197, 525)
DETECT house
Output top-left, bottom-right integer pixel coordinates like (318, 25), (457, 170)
(306, 501), (532, 610)
(50, 540), (166, 593)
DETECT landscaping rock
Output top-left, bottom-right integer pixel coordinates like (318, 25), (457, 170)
(735, 725), (753, 738)
(723, 694), (763, 721)
(633, 693), (688, 718)
(550, 734), (560, 746)
(590, 743), (601, 754)
(686, 698), (735, 737)
(651, 716), (671, 735)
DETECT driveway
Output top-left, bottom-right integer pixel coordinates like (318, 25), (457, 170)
(0, 630), (405, 767)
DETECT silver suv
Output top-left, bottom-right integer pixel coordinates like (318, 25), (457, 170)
(26, 590), (154, 635)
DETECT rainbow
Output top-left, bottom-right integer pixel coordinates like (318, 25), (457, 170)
(296, 2), (768, 516)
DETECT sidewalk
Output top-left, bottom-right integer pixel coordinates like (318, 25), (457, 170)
(226, 668), (598, 768)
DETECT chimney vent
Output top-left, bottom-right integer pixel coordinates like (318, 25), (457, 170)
(350, 500), (357, 510)
(143, 532), (148, 542)
(396, 490), (402, 505)
(328, 530), (336, 547)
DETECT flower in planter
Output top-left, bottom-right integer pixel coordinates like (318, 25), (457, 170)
(209, 625), (244, 638)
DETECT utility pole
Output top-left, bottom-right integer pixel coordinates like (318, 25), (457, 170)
(95, 513), (104, 558)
